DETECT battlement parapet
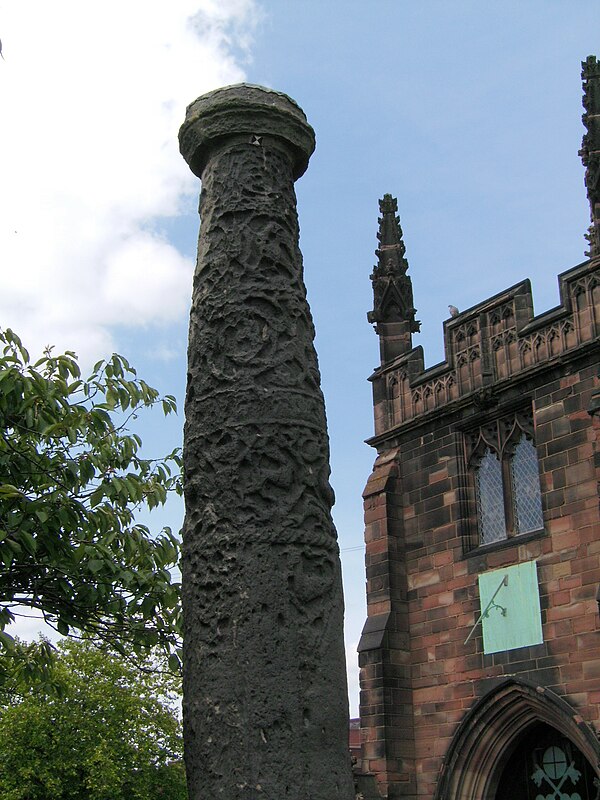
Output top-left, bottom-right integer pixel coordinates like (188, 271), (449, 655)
(369, 259), (600, 439)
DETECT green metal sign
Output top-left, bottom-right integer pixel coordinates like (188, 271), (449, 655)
(477, 561), (543, 654)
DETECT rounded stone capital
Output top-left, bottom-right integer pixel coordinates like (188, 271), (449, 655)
(179, 83), (315, 181)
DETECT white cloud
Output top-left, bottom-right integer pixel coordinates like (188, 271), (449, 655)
(8, 607), (62, 646)
(0, 0), (259, 365)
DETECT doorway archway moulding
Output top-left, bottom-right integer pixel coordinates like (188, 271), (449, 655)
(434, 677), (600, 800)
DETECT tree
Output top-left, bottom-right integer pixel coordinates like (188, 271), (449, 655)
(0, 638), (187, 800)
(0, 327), (183, 673)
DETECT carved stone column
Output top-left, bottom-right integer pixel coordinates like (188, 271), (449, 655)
(179, 85), (354, 800)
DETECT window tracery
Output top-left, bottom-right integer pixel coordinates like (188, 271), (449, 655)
(464, 410), (544, 549)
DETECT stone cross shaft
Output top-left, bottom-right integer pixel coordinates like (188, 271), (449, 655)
(179, 84), (354, 800)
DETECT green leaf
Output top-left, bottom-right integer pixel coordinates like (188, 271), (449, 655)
(18, 531), (37, 556)
(0, 484), (24, 498)
(5, 539), (22, 557)
(0, 328), (182, 671)
(90, 487), (104, 507)
(168, 652), (181, 672)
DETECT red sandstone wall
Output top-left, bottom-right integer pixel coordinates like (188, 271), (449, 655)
(359, 259), (600, 799)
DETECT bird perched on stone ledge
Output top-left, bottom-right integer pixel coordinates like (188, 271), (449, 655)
(448, 304), (460, 318)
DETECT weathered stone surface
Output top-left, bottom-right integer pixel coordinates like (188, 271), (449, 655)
(581, 56), (600, 259)
(180, 84), (354, 800)
(367, 194), (420, 364)
(180, 83), (315, 180)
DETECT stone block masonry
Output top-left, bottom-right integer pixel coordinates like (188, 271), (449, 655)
(360, 226), (600, 800)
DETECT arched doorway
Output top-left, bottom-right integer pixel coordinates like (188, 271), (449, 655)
(434, 679), (600, 800)
(496, 721), (597, 799)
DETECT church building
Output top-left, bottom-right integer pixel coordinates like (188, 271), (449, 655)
(358, 56), (600, 799)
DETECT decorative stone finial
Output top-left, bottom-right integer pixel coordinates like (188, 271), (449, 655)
(368, 194), (420, 331)
(580, 56), (600, 259)
(375, 194), (409, 277)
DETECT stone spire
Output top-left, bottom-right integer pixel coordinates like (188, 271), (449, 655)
(368, 194), (420, 363)
(581, 55), (600, 260)
(179, 85), (354, 800)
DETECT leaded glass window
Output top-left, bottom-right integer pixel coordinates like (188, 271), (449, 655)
(475, 449), (506, 544)
(511, 434), (544, 534)
(464, 409), (544, 550)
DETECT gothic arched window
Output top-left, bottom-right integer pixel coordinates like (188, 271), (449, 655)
(465, 411), (544, 550)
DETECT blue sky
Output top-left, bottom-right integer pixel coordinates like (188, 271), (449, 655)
(1, 1), (598, 714)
